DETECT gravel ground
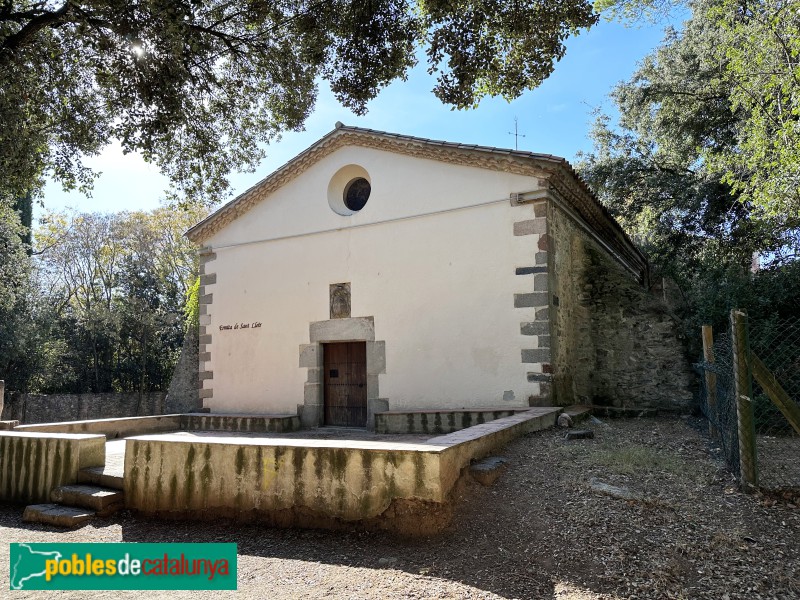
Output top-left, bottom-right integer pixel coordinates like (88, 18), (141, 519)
(1, 416), (798, 599)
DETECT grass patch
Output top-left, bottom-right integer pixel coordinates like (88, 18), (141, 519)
(592, 444), (687, 476)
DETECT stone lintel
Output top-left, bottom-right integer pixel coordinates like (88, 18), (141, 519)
(309, 317), (375, 343)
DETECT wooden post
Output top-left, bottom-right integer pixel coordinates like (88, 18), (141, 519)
(701, 325), (718, 438)
(750, 353), (800, 436)
(731, 309), (758, 491)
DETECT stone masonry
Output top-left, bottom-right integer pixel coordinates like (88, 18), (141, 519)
(514, 199), (552, 404)
(548, 199), (694, 410)
(198, 247), (216, 408)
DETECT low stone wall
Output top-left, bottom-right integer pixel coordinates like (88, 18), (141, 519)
(180, 413), (300, 433)
(14, 415), (183, 438)
(123, 407), (560, 533)
(1, 392), (167, 424)
(375, 408), (531, 434)
(0, 432), (105, 503)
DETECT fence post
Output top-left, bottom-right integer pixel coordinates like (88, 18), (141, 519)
(701, 325), (718, 438)
(731, 309), (758, 491)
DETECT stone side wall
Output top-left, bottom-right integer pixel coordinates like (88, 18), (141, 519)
(0, 392), (166, 424)
(549, 202), (694, 410)
(165, 328), (201, 414)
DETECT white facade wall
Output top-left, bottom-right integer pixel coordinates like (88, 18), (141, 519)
(202, 145), (547, 414)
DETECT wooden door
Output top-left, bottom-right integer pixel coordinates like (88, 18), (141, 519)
(323, 342), (367, 427)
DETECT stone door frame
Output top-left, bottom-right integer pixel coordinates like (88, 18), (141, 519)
(299, 316), (386, 430)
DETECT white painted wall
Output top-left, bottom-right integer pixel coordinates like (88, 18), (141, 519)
(203, 144), (546, 414)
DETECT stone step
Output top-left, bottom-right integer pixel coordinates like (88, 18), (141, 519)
(563, 405), (592, 424)
(78, 466), (124, 491)
(469, 456), (509, 486)
(23, 503), (95, 528)
(51, 484), (124, 516)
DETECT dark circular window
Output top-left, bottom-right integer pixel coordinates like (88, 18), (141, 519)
(343, 178), (371, 212)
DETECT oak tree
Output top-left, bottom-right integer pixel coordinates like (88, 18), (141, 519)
(0, 0), (598, 205)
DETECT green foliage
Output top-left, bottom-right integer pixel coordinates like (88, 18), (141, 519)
(0, 0), (598, 206)
(705, 0), (800, 219)
(1, 205), (208, 394)
(0, 201), (37, 391)
(578, 0), (800, 349)
(594, 0), (684, 23)
(0, 201), (29, 314)
(184, 277), (200, 335)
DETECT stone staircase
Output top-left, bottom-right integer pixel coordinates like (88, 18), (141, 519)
(22, 466), (124, 528)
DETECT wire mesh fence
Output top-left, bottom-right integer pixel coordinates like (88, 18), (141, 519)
(696, 312), (800, 493)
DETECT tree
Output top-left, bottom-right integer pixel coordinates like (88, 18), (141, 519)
(595, 0), (800, 218)
(577, 2), (800, 338)
(31, 205), (206, 393)
(0, 200), (42, 391)
(706, 0), (800, 218)
(0, 0), (598, 206)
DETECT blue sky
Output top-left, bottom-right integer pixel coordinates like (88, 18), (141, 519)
(40, 16), (677, 217)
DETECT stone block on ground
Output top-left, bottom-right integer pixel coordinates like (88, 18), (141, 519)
(564, 429), (594, 440)
(589, 478), (644, 502)
(23, 503), (95, 528)
(469, 456), (509, 486)
(557, 413), (573, 428)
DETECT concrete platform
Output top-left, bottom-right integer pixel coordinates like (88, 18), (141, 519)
(122, 407), (561, 532)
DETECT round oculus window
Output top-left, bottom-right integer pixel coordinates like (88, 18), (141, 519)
(343, 177), (371, 212)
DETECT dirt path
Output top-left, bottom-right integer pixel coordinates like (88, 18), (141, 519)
(1, 417), (798, 599)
